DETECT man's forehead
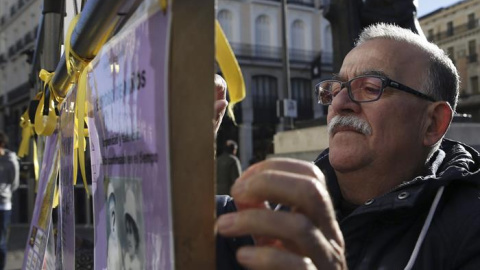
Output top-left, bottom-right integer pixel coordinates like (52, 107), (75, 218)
(333, 70), (389, 81)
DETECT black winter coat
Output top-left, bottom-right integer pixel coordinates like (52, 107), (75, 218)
(216, 139), (480, 270)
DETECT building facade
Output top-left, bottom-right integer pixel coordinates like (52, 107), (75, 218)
(0, 0), (41, 224)
(419, 0), (480, 120)
(216, 0), (332, 168)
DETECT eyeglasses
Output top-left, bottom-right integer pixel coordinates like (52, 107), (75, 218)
(314, 75), (436, 105)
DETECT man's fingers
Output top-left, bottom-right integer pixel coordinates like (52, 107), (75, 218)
(217, 209), (343, 268)
(238, 158), (325, 186)
(215, 74), (227, 100)
(235, 246), (317, 270)
(230, 168), (341, 245)
(213, 75), (228, 133)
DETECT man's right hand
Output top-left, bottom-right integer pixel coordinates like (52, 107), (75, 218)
(216, 158), (347, 270)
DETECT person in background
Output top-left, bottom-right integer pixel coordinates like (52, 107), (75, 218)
(216, 140), (242, 195)
(0, 132), (19, 270)
(214, 23), (480, 269)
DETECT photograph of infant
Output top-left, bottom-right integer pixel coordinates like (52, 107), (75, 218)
(105, 177), (145, 270)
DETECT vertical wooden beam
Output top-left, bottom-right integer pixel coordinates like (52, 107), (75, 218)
(169, 1), (215, 269)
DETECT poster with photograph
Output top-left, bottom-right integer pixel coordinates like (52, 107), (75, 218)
(105, 177), (145, 269)
(22, 133), (60, 270)
(87, 4), (173, 270)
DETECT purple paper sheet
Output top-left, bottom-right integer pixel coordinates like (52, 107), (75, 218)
(87, 7), (173, 270)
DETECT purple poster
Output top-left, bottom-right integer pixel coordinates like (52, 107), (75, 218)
(87, 6), (173, 270)
(22, 134), (60, 270)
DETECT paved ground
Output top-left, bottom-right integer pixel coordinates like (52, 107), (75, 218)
(5, 224), (94, 270)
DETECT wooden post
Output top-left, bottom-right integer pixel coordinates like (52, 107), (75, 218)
(170, 1), (215, 269)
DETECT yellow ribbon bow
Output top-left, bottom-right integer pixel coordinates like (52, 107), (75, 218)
(34, 70), (59, 136)
(73, 67), (90, 196)
(215, 20), (246, 123)
(18, 111), (34, 158)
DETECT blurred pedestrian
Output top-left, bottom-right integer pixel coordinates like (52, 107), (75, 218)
(0, 132), (19, 270)
(216, 140), (242, 195)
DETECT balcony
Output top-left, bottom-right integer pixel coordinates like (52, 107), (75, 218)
(10, 5), (17, 17)
(287, 0), (314, 7)
(431, 20), (479, 43)
(229, 42), (330, 65)
(8, 46), (16, 58)
(262, 0), (315, 7)
(16, 39), (24, 52)
(24, 32), (33, 45)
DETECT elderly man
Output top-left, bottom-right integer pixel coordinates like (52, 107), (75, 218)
(214, 23), (480, 270)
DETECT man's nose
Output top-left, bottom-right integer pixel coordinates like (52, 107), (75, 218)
(330, 87), (361, 114)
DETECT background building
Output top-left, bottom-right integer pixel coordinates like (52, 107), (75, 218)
(419, 0), (480, 120)
(0, 0), (41, 224)
(1, 0), (92, 225)
(216, 0), (332, 168)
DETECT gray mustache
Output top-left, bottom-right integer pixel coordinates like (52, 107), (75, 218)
(328, 115), (372, 136)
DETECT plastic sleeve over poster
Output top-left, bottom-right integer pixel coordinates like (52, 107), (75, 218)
(87, 6), (173, 270)
(56, 87), (79, 270)
(22, 134), (60, 270)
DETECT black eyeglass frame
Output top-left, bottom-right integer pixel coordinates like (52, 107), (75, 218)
(315, 75), (437, 105)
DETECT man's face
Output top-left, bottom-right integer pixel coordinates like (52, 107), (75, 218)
(125, 219), (136, 255)
(327, 39), (431, 174)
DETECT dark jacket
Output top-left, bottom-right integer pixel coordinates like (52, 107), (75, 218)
(216, 139), (480, 270)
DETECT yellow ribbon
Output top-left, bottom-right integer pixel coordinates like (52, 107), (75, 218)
(18, 109), (39, 182)
(18, 111), (33, 158)
(74, 67), (90, 197)
(159, 0), (168, 12)
(65, 14), (81, 77)
(215, 20), (246, 123)
(65, 13), (91, 80)
(52, 174), (60, 208)
(34, 70), (60, 136)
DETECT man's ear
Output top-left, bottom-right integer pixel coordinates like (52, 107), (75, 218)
(423, 101), (453, 146)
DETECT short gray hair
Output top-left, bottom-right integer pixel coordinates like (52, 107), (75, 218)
(356, 23), (459, 111)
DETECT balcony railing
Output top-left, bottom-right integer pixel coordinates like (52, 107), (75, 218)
(287, 0), (314, 7)
(8, 46), (15, 57)
(431, 20), (480, 43)
(262, 0), (315, 7)
(229, 42), (331, 65)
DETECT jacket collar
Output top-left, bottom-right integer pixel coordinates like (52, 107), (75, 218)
(313, 139), (480, 219)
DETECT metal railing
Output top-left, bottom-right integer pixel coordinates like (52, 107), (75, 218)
(229, 42), (331, 65)
(261, 0), (315, 7)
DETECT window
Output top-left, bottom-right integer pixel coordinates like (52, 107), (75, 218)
(218, 9), (233, 41)
(468, 13), (476, 29)
(291, 78), (313, 121)
(252, 75), (278, 124)
(291, 20), (305, 49)
(468, 40), (477, 63)
(427, 29), (434, 41)
(255, 15), (271, 46)
(447, 21), (454, 36)
(324, 25), (332, 54)
(471, 76), (479, 94)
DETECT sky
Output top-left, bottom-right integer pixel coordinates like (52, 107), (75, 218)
(417, 0), (463, 17)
